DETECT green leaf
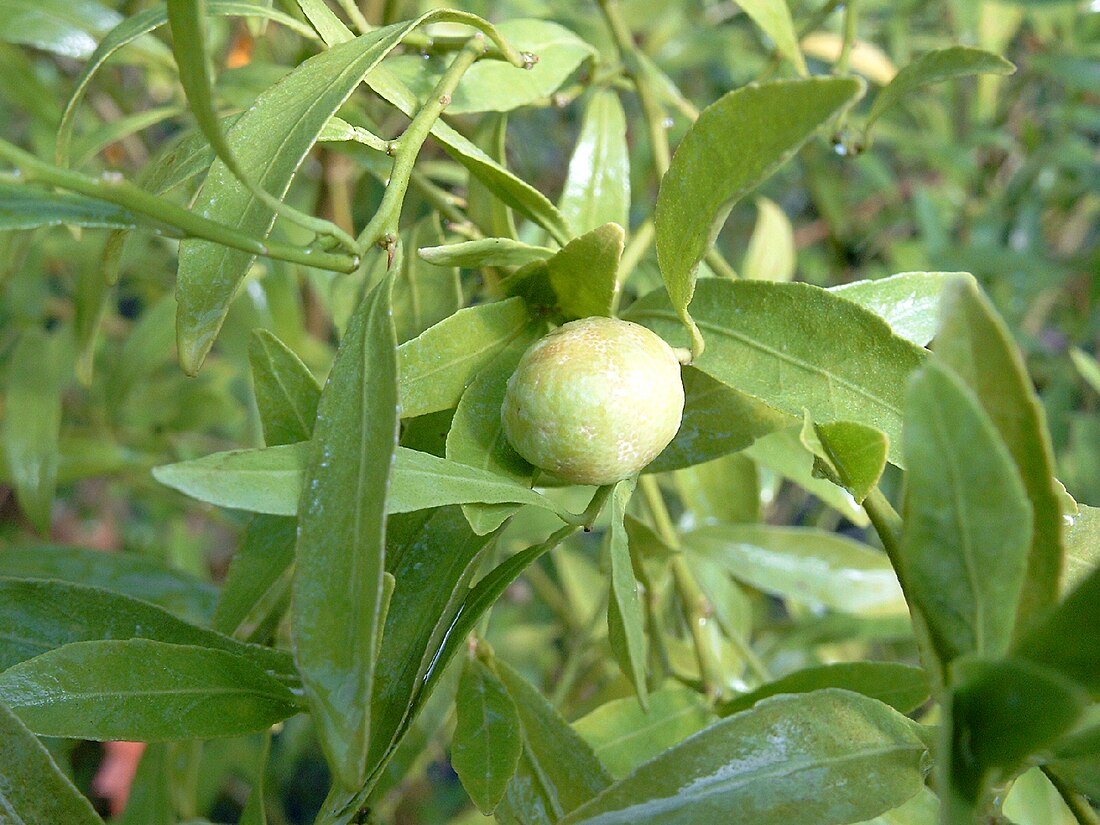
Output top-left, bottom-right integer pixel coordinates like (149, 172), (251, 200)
(901, 361), (1032, 666)
(56, 3), (317, 168)
(741, 197), (795, 282)
(560, 689), (928, 825)
(736, 0), (807, 75)
(867, 47), (1015, 127)
(249, 329), (321, 447)
(573, 686), (714, 780)
(465, 113), (519, 241)
(453, 656), (523, 814)
(153, 442), (565, 519)
(944, 657), (1086, 811)
(175, 21), (429, 374)
(394, 216), (463, 344)
(3, 327), (69, 532)
(398, 297), (533, 418)
(367, 509), (500, 778)
(292, 274), (398, 790)
(0, 639), (299, 740)
(852, 787), (939, 825)
(934, 277), (1062, 634)
(831, 271), (974, 347)
(606, 478), (647, 706)
(239, 735), (271, 825)
(419, 238), (555, 268)
(294, 0), (352, 45)
(674, 452), (760, 526)
(0, 699), (104, 824)
(718, 662), (930, 717)
(0, 544), (217, 624)
(646, 368), (791, 474)
(446, 332), (539, 535)
(1071, 348), (1100, 396)
(0, 577), (294, 680)
(743, 427), (868, 525)
(548, 223), (624, 319)
(801, 418), (889, 505)
(367, 65), (572, 245)
(496, 659), (613, 825)
(1016, 561), (1100, 698)
(116, 743), (174, 825)
(625, 280), (925, 467)
(1063, 504), (1100, 593)
(654, 78), (863, 328)
(0, 0), (122, 58)
(684, 524), (905, 615)
(385, 19), (594, 114)
(0, 184), (150, 231)
(559, 89), (630, 236)
(212, 515), (296, 639)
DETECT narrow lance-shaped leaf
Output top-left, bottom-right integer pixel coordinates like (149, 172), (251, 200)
(249, 329), (321, 447)
(3, 327), (69, 533)
(625, 280), (924, 466)
(0, 639), (300, 741)
(152, 441), (568, 519)
(419, 238), (555, 269)
(366, 508), (500, 777)
(452, 655), (523, 814)
(559, 89), (630, 236)
(496, 659), (613, 824)
(174, 18), (442, 374)
(398, 297), (534, 418)
(0, 577), (295, 678)
(867, 47), (1015, 127)
(393, 216), (463, 344)
(292, 274), (399, 790)
(736, 0), (807, 76)
(446, 331), (539, 535)
(654, 77), (863, 339)
(901, 361), (1032, 667)
(560, 689), (928, 825)
(212, 515), (297, 640)
(0, 544), (217, 623)
(0, 699), (104, 824)
(741, 196), (795, 282)
(718, 662), (930, 717)
(606, 478), (647, 707)
(0, 183), (154, 231)
(933, 277), (1062, 635)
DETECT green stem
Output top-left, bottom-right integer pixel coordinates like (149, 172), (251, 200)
(597, 0), (670, 177)
(0, 138), (359, 273)
(837, 0), (859, 76)
(639, 476), (726, 700)
(356, 37), (486, 254)
(1043, 766), (1100, 825)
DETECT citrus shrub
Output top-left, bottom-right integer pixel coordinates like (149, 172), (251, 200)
(501, 316), (685, 485)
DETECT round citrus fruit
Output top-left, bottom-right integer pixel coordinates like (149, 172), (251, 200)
(501, 316), (684, 485)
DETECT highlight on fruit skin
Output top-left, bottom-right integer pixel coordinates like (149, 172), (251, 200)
(501, 316), (685, 486)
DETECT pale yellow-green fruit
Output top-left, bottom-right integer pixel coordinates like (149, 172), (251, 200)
(501, 316), (685, 486)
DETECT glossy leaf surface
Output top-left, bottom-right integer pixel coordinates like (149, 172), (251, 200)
(902, 361), (1032, 665)
(561, 689), (927, 825)
(626, 280), (925, 466)
(0, 639), (299, 740)
(934, 277), (1062, 632)
(654, 78), (863, 321)
(831, 271), (972, 347)
(292, 275), (398, 789)
(548, 223), (623, 319)
(249, 329), (321, 447)
(0, 699), (104, 824)
(718, 662), (929, 717)
(419, 238), (555, 268)
(606, 478), (647, 705)
(684, 525), (905, 614)
(452, 656), (523, 813)
(868, 47), (1015, 126)
(559, 89), (630, 236)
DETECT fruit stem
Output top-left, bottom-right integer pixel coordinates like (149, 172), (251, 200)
(356, 36), (486, 255)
